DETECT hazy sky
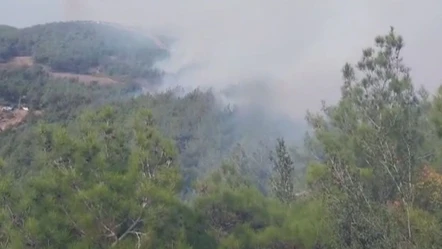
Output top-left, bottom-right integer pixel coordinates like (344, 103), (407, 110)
(2, 0), (442, 118)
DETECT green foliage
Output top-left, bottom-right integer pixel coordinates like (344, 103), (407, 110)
(0, 25), (18, 63)
(0, 21), (167, 81)
(194, 164), (335, 249)
(0, 106), (210, 248)
(269, 138), (295, 203)
(306, 162), (329, 186)
(3, 22), (442, 249)
(0, 67), (135, 117)
(305, 27), (442, 248)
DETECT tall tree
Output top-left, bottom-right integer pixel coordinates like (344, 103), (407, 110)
(0, 106), (198, 248)
(270, 138), (295, 203)
(306, 27), (431, 248)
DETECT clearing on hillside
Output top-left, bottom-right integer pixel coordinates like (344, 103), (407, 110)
(0, 107), (29, 132)
(50, 72), (118, 85)
(0, 56), (119, 85)
(0, 56), (34, 68)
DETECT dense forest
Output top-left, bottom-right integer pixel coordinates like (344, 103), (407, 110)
(0, 22), (442, 248)
(0, 21), (167, 83)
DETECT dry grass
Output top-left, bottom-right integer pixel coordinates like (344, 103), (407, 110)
(0, 108), (29, 132)
(0, 56), (34, 69)
(0, 56), (119, 85)
(0, 55), (121, 130)
(51, 72), (118, 85)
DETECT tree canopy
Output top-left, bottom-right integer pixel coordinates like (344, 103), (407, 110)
(1, 23), (442, 248)
(0, 21), (167, 82)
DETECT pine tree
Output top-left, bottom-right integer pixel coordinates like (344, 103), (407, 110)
(270, 138), (295, 203)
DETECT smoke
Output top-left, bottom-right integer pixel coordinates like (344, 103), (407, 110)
(1, 0), (442, 185)
(2, 0), (442, 120)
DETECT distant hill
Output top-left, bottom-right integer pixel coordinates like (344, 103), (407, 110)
(0, 21), (169, 84)
(0, 20), (305, 196)
(0, 21), (171, 131)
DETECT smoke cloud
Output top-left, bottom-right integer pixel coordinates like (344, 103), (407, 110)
(2, 0), (442, 119)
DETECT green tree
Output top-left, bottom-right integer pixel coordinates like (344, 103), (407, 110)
(0, 106), (203, 248)
(269, 138), (295, 203)
(306, 27), (434, 248)
(193, 161), (334, 249)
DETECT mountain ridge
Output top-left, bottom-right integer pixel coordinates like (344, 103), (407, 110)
(0, 20), (168, 85)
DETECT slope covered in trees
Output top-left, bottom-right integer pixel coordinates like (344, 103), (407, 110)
(0, 21), (167, 83)
(1, 23), (442, 248)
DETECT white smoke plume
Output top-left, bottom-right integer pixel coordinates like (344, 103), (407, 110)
(2, 0), (442, 119)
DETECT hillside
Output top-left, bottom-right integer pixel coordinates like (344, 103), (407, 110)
(1, 23), (442, 249)
(0, 21), (303, 191)
(0, 21), (170, 133)
(0, 21), (168, 84)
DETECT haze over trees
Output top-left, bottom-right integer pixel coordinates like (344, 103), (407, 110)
(0, 21), (167, 83)
(0, 22), (442, 248)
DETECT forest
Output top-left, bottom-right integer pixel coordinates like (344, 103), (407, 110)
(0, 21), (167, 83)
(0, 22), (442, 249)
